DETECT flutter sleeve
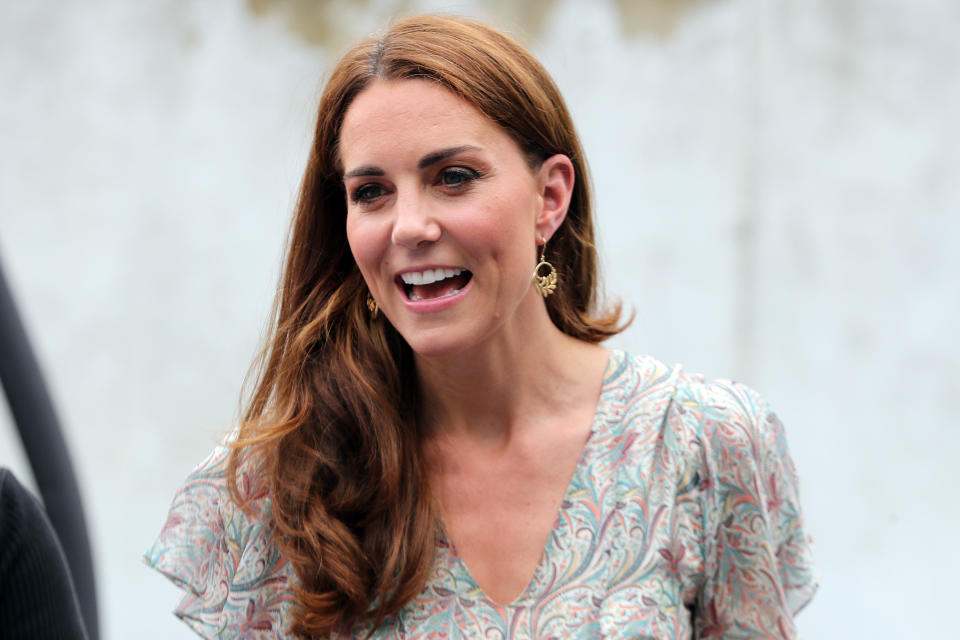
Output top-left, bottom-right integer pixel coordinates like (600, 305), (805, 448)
(143, 444), (294, 639)
(672, 378), (818, 638)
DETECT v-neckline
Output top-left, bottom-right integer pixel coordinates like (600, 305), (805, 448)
(436, 349), (622, 608)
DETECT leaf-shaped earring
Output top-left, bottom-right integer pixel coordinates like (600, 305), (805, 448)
(532, 240), (558, 298)
(366, 293), (379, 318)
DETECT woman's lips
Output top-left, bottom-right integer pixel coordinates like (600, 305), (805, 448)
(394, 268), (474, 313)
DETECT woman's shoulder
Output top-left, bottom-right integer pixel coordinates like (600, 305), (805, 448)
(599, 350), (680, 423)
(604, 351), (806, 535)
(605, 350), (784, 452)
(662, 364), (801, 501)
(143, 438), (295, 638)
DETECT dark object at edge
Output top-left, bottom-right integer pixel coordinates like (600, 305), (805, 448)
(0, 258), (99, 640)
(1, 468), (89, 639)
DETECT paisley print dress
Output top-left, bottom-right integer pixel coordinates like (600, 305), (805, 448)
(144, 351), (818, 638)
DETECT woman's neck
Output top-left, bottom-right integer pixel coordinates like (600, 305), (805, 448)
(414, 315), (609, 447)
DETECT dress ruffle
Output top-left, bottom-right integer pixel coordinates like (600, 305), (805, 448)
(143, 444), (295, 639)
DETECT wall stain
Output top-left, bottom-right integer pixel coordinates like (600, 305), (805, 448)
(614, 0), (707, 40)
(248, 0), (705, 49)
(248, 0), (413, 52)
(482, 0), (560, 40)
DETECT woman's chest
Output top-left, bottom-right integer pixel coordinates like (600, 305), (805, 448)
(375, 444), (708, 640)
(428, 418), (595, 607)
(433, 450), (584, 605)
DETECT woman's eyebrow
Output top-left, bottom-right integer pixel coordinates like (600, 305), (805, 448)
(343, 165), (385, 179)
(343, 146), (481, 180)
(417, 145), (481, 170)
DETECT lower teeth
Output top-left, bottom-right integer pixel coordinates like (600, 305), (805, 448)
(409, 288), (462, 302)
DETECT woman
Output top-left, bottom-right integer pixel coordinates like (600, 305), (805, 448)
(146, 15), (817, 639)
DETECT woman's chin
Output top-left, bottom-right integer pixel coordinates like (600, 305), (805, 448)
(396, 321), (487, 361)
(404, 335), (470, 360)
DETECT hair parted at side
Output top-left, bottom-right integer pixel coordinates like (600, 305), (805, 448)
(226, 14), (626, 639)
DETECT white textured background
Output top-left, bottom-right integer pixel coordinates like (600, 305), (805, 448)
(1, 0), (957, 637)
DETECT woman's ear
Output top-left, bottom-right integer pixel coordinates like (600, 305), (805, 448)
(535, 154), (575, 242)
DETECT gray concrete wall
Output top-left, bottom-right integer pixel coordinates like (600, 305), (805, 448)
(1, 0), (956, 637)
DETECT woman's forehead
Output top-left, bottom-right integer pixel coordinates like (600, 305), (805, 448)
(338, 79), (512, 170)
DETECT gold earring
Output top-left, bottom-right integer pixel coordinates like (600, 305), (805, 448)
(366, 293), (379, 318)
(532, 240), (558, 298)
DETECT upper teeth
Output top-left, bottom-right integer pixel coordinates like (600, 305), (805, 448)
(401, 268), (463, 286)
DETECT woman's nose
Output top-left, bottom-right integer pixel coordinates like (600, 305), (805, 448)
(391, 190), (441, 249)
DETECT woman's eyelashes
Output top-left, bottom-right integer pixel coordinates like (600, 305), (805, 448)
(349, 166), (484, 205)
(437, 166), (482, 188)
(351, 183), (389, 204)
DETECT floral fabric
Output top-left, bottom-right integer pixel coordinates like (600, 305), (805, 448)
(144, 351), (817, 638)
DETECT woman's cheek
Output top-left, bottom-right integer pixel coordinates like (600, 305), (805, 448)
(348, 217), (395, 294)
(346, 216), (374, 262)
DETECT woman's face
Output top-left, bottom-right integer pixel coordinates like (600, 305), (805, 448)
(341, 79), (568, 358)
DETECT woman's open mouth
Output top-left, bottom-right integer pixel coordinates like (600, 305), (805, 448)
(398, 267), (473, 301)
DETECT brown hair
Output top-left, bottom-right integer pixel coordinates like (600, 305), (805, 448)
(227, 14), (624, 638)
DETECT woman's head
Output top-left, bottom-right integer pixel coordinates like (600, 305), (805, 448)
(289, 14), (621, 346)
(341, 77), (577, 357)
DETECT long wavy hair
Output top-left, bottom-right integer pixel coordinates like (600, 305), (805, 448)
(227, 14), (625, 639)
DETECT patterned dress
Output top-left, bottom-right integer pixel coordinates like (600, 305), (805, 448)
(144, 351), (818, 639)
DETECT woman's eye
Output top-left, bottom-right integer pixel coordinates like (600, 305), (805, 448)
(439, 168), (479, 188)
(352, 184), (386, 203)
